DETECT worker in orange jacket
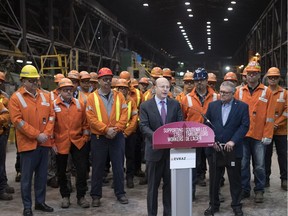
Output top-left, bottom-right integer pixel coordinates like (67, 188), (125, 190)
(0, 101), (11, 201)
(143, 67), (163, 101)
(181, 68), (219, 199)
(138, 77), (150, 94)
(9, 65), (55, 216)
(264, 67), (287, 191)
(175, 71), (194, 105)
(234, 60), (274, 203)
(116, 79), (138, 188)
(86, 67), (129, 207)
(163, 68), (182, 98)
(47, 73), (65, 189)
(52, 78), (90, 208)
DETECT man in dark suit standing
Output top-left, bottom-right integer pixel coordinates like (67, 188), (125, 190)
(204, 81), (250, 216)
(139, 77), (183, 216)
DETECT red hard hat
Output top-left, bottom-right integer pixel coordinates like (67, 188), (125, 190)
(98, 67), (113, 78)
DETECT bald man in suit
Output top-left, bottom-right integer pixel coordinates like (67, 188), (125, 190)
(139, 77), (183, 216)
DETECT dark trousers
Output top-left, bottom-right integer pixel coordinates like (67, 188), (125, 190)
(196, 147), (207, 178)
(20, 146), (49, 209)
(0, 134), (7, 194)
(265, 135), (287, 181)
(208, 155), (242, 210)
(146, 150), (171, 216)
(56, 143), (89, 199)
(134, 127), (143, 172)
(125, 132), (137, 179)
(90, 133), (125, 199)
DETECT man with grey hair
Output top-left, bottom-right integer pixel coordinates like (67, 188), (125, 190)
(204, 81), (250, 216)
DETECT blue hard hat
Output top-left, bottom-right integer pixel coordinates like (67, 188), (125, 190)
(193, 68), (208, 80)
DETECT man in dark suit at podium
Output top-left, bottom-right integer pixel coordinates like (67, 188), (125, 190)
(139, 77), (183, 216)
(204, 81), (249, 216)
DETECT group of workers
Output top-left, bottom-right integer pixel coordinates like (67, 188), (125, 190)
(0, 59), (286, 216)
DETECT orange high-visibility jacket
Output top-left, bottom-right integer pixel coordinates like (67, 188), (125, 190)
(78, 90), (90, 105)
(9, 87), (55, 152)
(86, 89), (128, 135)
(53, 97), (90, 154)
(175, 92), (185, 104)
(269, 86), (287, 136)
(235, 83), (274, 140)
(0, 102), (9, 134)
(124, 96), (138, 137)
(182, 87), (218, 123)
(129, 87), (143, 108)
(143, 88), (154, 101)
(50, 89), (59, 101)
(0, 92), (9, 108)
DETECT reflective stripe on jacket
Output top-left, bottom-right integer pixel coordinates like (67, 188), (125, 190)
(124, 97), (138, 136)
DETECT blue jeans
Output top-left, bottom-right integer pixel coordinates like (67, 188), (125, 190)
(90, 133), (125, 199)
(241, 137), (266, 193)
(0, 134), (7, 194)
(20, 146), (49, 209)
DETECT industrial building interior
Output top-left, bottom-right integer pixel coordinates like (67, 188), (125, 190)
(0, 0), (287, 215)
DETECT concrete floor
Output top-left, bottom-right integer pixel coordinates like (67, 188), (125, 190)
(1, 143), (287, 216)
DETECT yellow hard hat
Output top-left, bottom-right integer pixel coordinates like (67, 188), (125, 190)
(20, 65), (40, 78)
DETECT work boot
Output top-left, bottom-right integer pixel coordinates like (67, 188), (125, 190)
(240, 190), (250, 200)
(126, 178), (134, 188)
(15, 172), (21, 182)
(135, 170), (145, 177)
(233, 207), (244, 216)
(118, 195), (128, 204)
(47, 177), (59, 188)
(0, 192), (13, 200)
(254, 191), (264, 203)
(77, 197), (90, 208)
(281, 180), (287, 191)
(5, 185), (15, 194)
(61, 197), (70, 208)
(92, 197), (101, 207)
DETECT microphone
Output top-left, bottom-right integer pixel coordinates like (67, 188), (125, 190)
(180, 102), (215, 129)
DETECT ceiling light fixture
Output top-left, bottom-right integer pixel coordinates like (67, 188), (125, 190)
(207, 32), (211, 35)
(231, 1), (236, 4)
(188, 14), (193, 17)
(207, 29), (211, 32)
(228, 7), (233, 11)
(207, 25), (211, 28)
(181, 29), (185, 32)
(185, 2), (190, 6)
(182, 32), (187, 35)
(187, 9), (192, 12)
(224, 18), (228, 21)
(184, 35), (188, 38)
(179, 26), (183, 28)
(143, 3), (149, 7)
(207, 21), (211, 24)
(177, 22), (182, 25)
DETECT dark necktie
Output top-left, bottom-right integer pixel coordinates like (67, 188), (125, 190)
(160, 100), (166, 124)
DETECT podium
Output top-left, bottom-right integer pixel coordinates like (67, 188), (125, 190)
(153, 121), (214, 216)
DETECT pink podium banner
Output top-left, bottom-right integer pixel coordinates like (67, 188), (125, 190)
(153, 121), (215, 149)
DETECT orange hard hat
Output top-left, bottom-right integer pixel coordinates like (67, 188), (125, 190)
(54, 73), (65, 83)
(58, 78), (74, 89)
(183, 72), (194, 81)
(139, 77), (149, 85)
(116, 78), (129, 88)
(98, 67), (113, 78)
(0, 71), (6, 81)
(150, 67), (163, 78)
(266, 67), (280, 77)
(224, 72), (238, 81)
(119, 71), (131, 81)
(111, 77), (118, 87)
(131, 78), (138, 87)
(163, 68), (172, 77)
(67, 70), (80, 80)
(79, 71), (91, 80)
(90, 72), (98, 82)
(246, 61), (261, 72)
(241, 67), (247, 76)
(208, 73), (217, 82)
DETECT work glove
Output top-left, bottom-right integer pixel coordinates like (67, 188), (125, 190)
(261, 137), (272, 145)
